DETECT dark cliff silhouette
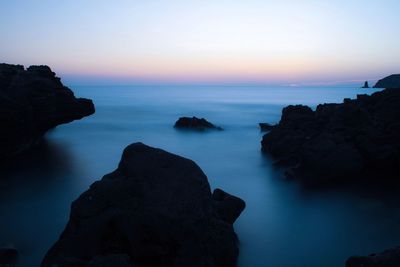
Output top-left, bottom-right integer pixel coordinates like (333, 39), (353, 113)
(374, 74), (400, 88)
(0, 63), (95, 159)
(261, 88), (400, 185)
(42, 143), (245, 267)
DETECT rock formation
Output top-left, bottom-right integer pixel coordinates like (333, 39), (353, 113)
(0, 63), (95, 159)
(259, 122), (275, 131)
(0, 248), (18, 266)
(174, 116), (223, 131)
(42, 143), (245, 267)
(261, 88), (400, 185)
(361, 81), (369, 88)
(346, 246), (400, 267)
(374, 74), (400, 88)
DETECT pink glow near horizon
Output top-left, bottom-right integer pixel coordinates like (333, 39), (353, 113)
(1, 1), (399, 84)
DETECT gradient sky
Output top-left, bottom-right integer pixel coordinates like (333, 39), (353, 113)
(1, 0), (399, 85)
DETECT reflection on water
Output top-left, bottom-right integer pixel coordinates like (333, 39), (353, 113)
(1, 85), (399, 267)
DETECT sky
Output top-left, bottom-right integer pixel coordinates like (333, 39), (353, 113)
(0, 0), (399, 85)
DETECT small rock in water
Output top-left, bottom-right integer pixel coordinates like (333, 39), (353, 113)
(174, 116), (223, 131)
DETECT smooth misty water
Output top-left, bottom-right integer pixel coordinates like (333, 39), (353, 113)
(1, 85), (400, 267)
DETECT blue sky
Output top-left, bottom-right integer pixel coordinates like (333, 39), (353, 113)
(1, 0), (399, 85)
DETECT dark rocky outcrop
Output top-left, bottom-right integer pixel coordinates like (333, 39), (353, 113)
(346, 246), (400, 267)
(261, 88), (400, 185)
(0, 63), (95, 159)
(374, 74), (400, 88)
(174, 116), (222, 131)
(259, 122), (275, 132)
(42, 143), (245, 267)
(362, 81), (370, 88)
(0, 248), (18, 266)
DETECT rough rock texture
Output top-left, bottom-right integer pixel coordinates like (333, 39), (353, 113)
(362, 81), (370, 88)
(374, 74), (400, 88)
(174, 117), (222, 131)
(259, 123), (275, 132)
(0, 248), (18, 266)
(0, 63), (95, 159)
(42, 143), (245, 267)
(261, 88), (400, 184)
(346, 246), (400, 267)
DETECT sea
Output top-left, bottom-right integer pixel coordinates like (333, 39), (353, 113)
(1, 85), (400, 267)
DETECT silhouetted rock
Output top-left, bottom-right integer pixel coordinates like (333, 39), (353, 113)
(0, 63), (95, 159)
(42, 143), (245, 267)
(0, 248), (18, 266)
(362, 81), (370, 88)
(374, 74), (400, 88)
(346, 246), (400, 267)
(174, 116), (222, 131)
(259, 122), (275, 131)
(261, 88), (400, 185)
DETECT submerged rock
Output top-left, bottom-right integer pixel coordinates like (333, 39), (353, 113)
(174, 116), (223, 131)
(362, 81), (370, 88)
(259, 122), (275, 131)
(0, 248), (18, 266)
(261, 88), (400, 185)
(42, 143), (245, 267)
(0, 63), (95, 159)
(374, 74), (400, 88)
(346, 246), (400, 267)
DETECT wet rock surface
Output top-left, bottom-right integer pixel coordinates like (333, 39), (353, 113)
(261, 88), (400, 185)
(42, 142), (245, 267)
(0, 63), (95, 159)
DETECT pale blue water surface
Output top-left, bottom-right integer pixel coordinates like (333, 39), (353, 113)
(1, 85), (399, 267)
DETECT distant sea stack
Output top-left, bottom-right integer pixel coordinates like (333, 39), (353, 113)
(174, 116), (223, 131)
(361, 81), (369, 88)
(374, 74), (400, 88)
(42, 142), (245, 267)
(0, 63), (95, 159)
(261, 88), (400, 185)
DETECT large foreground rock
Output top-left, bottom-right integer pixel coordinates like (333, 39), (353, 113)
(346, 246), (400, 267)
(374, 74), (400, 88)
(42, 143), (245, 267)
(261, 88), (400, 184)
(0, 63), (94, 159)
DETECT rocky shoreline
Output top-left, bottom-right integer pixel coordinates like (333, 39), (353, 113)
(261, 88), (400, 185)
(0, 63), (95, 159)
